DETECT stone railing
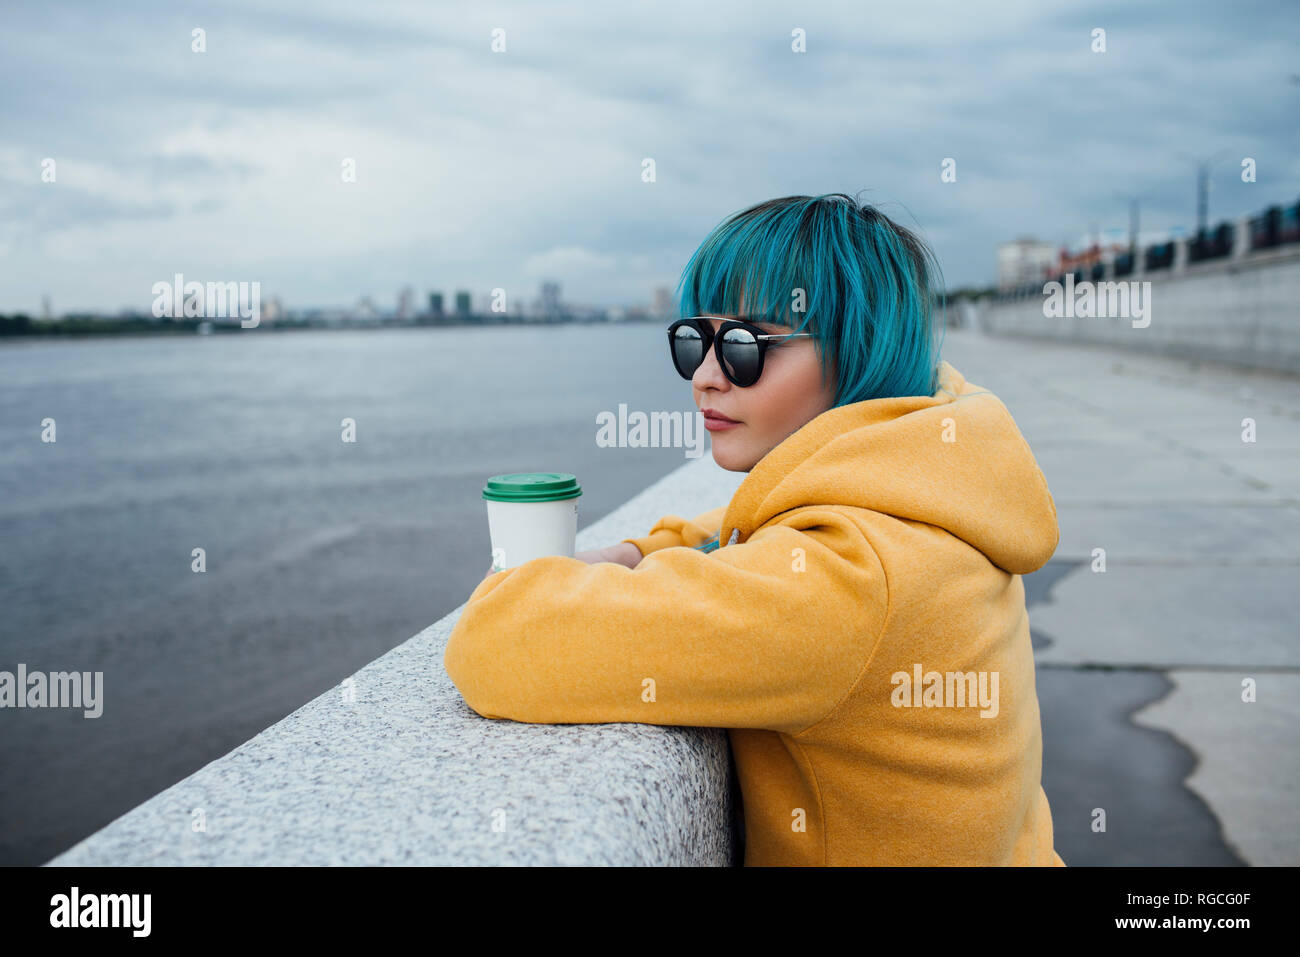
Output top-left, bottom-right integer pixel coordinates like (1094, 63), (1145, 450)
(46, 457), (746, 866)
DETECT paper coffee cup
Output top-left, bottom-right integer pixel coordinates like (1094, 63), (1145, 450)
(483, 472), (582, 571)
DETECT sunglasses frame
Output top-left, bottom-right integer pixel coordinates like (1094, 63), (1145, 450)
(667, 316), (815, 387)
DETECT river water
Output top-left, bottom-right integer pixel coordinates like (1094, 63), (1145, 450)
(0, 322), (703, 864)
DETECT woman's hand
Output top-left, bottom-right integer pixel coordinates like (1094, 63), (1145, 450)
(575, 542), (643, 569)
(483, 542), (642, 581)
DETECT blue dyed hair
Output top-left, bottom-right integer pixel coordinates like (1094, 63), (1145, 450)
(676, 192), (946, 405)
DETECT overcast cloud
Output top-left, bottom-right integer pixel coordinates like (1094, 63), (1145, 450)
(1, 0), (1297, 314)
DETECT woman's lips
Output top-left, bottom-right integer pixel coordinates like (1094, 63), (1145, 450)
(703, 410), (741, 431)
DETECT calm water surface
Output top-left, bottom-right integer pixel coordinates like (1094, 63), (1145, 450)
(0, 323), (704, 864)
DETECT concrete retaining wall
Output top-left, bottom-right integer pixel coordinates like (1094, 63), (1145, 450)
(979, 245), (1300, 375)
(45, 458), (747, 866)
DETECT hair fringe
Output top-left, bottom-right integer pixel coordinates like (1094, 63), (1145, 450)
(676, 193), (947, 403)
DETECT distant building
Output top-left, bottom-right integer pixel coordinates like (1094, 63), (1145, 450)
(354, 296), (380, 320)
(454, 291), (472, 317)
(1056, 241), (1132, 278)
(540, 281), (562, 320)
(428, 292), (444, 317)
(397, 286), (415, 320)
(996, 238), (1057, 290)
(652, 286), (675, 318)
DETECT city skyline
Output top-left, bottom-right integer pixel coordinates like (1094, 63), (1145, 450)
(16, 278), (681, 322)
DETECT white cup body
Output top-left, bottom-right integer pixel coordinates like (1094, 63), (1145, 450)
(486, 496), (580, 571)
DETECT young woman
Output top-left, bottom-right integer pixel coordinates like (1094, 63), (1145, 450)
(445, 192), (1065, 866)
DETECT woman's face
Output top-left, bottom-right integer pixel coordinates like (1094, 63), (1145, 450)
(691, 314), (838, 472)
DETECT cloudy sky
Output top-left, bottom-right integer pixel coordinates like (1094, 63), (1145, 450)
(1, 0), (1296, 315)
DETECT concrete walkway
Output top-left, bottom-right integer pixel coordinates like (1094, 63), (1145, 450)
(945, 326), (1300, 866)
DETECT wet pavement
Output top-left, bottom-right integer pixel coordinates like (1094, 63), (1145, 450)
(946, 326), (1300, 866)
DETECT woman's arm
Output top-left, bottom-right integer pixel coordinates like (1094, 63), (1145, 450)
(599, 541), (644, 568)
(620, 505), (728, 557)
(445, 510), (889, 735)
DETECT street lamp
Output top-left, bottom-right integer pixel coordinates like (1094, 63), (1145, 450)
(1175, 148), (1234, 237)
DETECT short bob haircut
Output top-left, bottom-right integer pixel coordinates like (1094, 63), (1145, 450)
(675, 192), (947, 405)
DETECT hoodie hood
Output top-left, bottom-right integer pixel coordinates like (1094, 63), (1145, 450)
(719, 361), (1059, 575)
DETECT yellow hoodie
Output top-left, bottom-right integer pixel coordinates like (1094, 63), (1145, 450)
(444, 360), (1065, 866)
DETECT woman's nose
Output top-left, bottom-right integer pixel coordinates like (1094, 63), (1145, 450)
(692, 339), (731, 391)
(691, 321), (731, 390)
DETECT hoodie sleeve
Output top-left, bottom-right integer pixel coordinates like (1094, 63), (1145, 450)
(619, 504), (728, 556)
(443, 510), (889, 735)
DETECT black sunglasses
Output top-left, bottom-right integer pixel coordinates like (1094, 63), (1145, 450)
(667, 316), (814, 387)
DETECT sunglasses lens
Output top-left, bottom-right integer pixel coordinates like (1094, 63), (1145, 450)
(670, 323), (705, 379)
(720, 328), (761, 386)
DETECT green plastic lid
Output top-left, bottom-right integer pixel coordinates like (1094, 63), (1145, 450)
(482, 472), (582, 503)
